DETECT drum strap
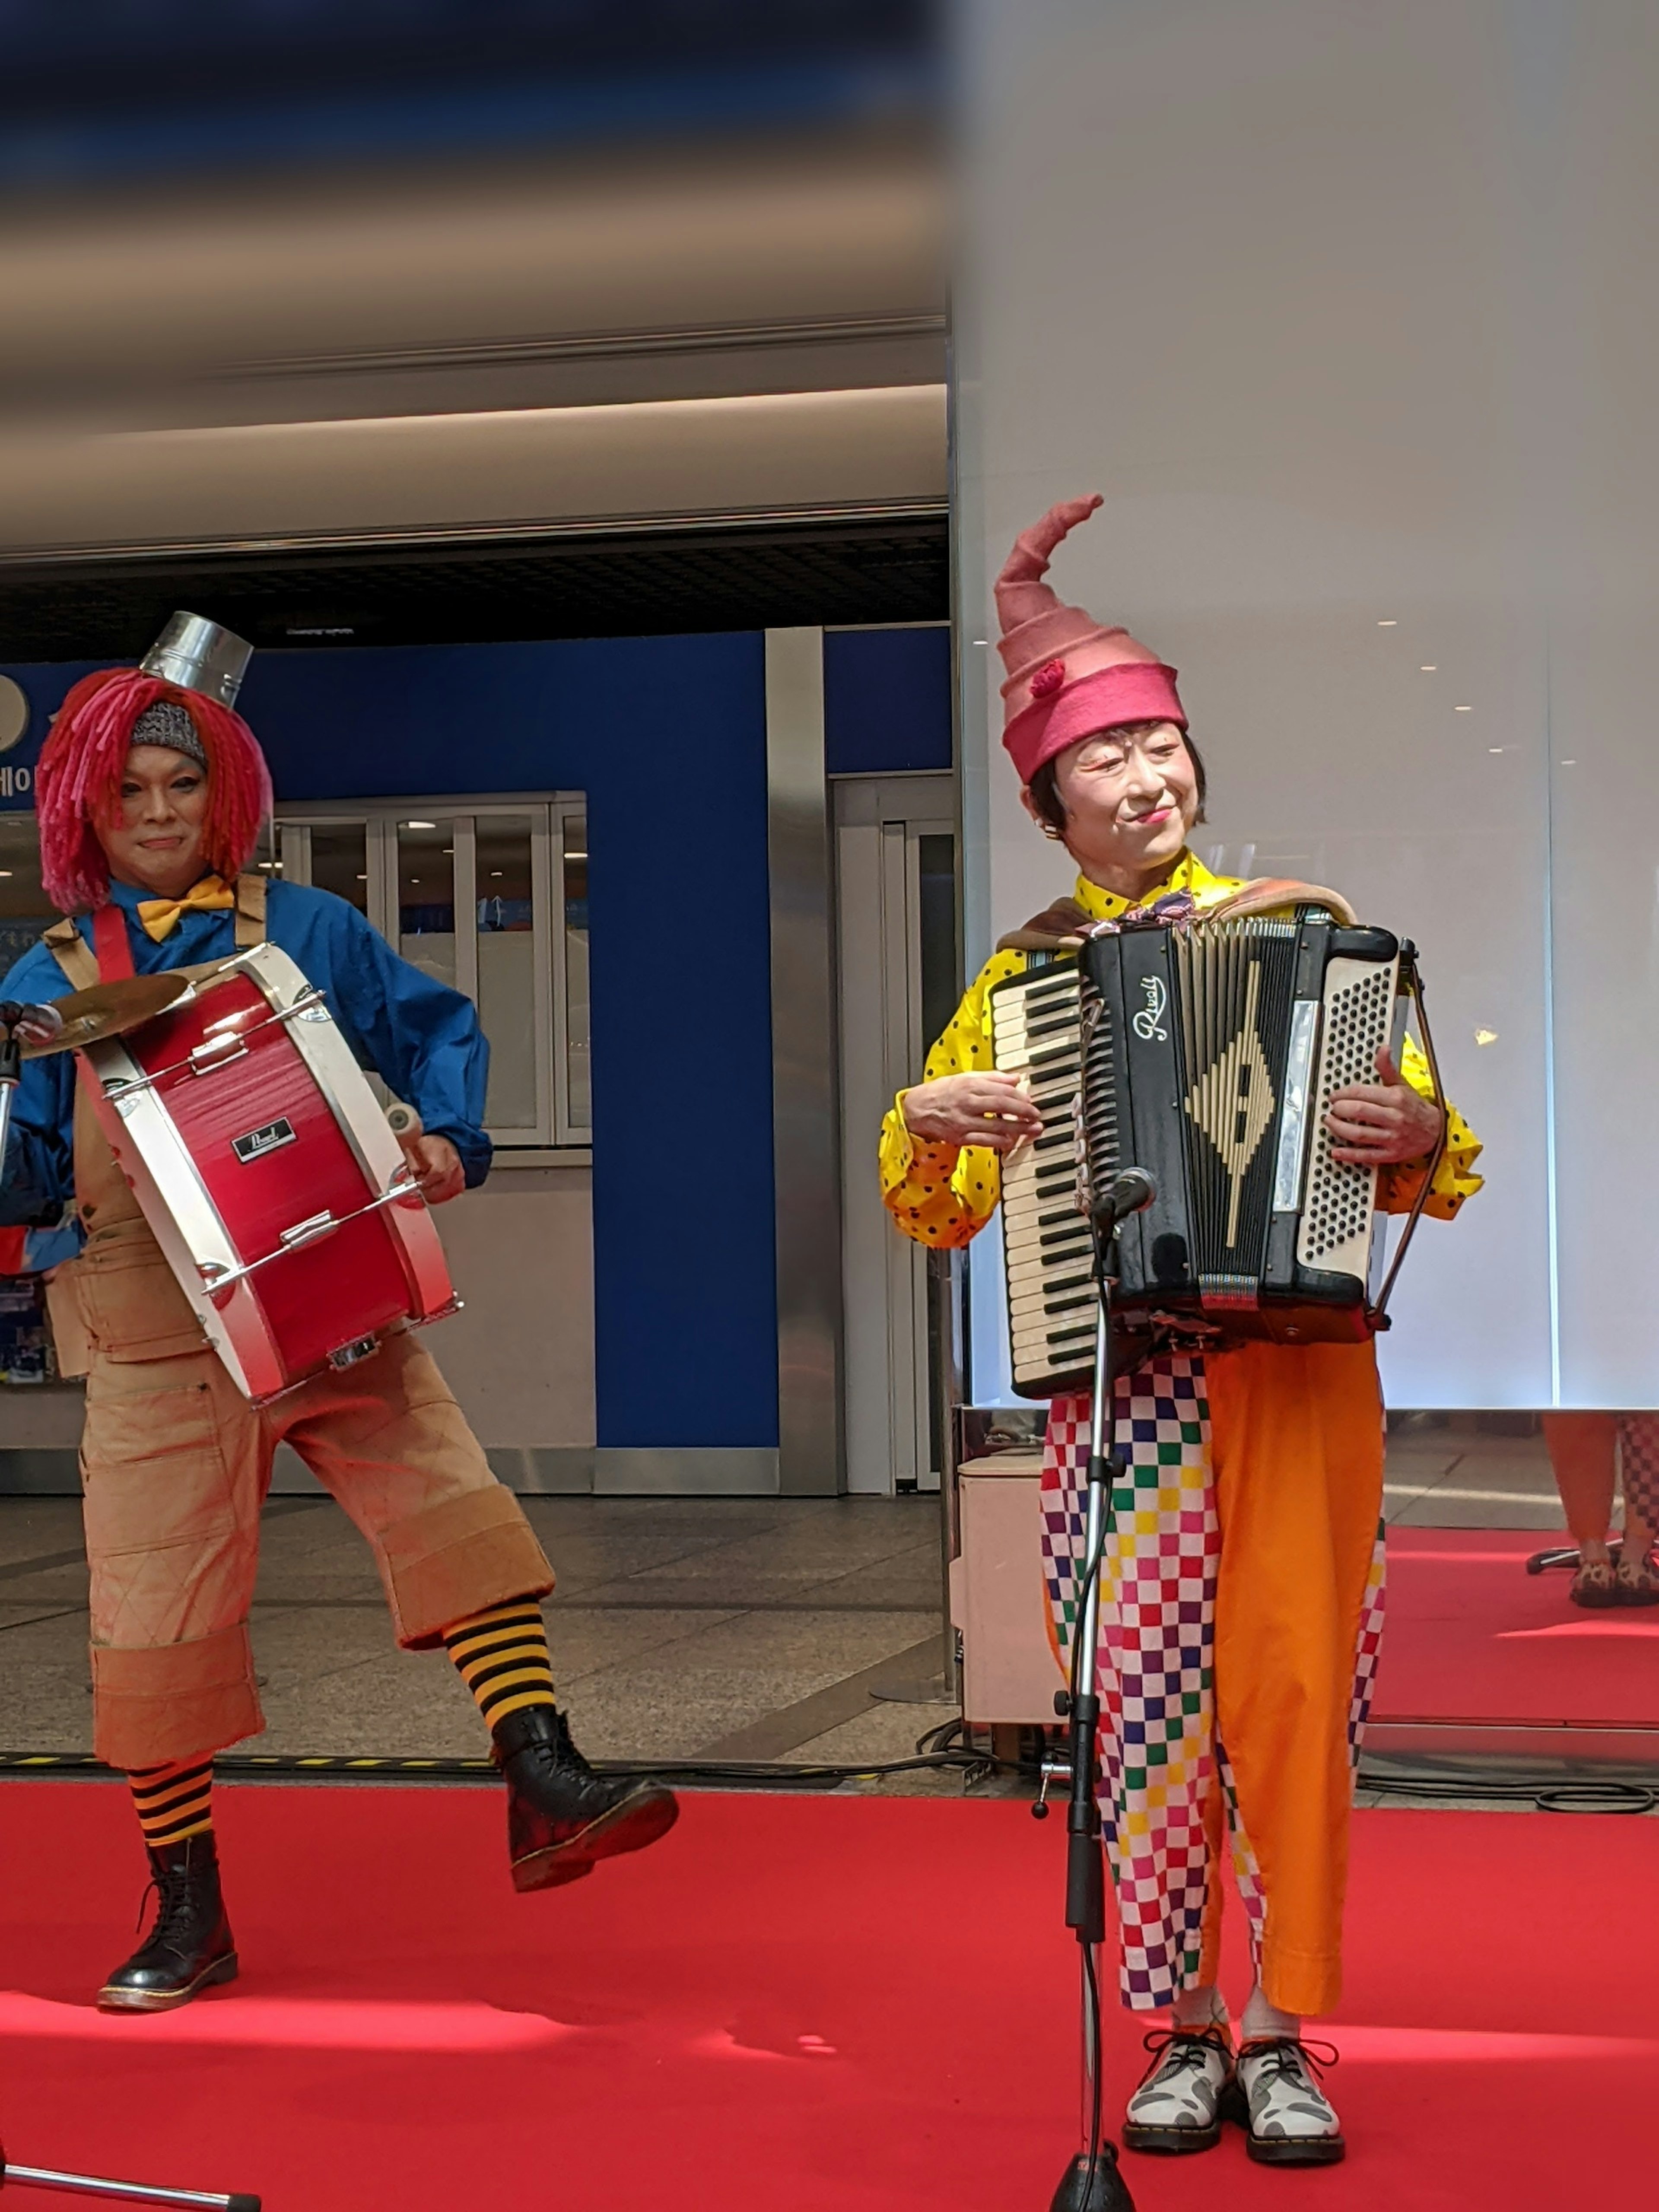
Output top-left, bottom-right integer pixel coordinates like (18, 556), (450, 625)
(92, 905), (137, 981)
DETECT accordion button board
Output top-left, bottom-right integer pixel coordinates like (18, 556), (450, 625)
(988, 913), (1407, 1398)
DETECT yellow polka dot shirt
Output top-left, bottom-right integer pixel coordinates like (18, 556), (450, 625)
(878, 852), (1484, 1250)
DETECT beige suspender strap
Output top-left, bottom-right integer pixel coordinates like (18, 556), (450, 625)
(234, 872), (267, 949)
(41, 878), (265, 988)
(40, 917), (100, 993)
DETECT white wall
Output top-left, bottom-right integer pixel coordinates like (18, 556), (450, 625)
(956, 0), (1659, 1409)
(432, 1168), (595, 1448)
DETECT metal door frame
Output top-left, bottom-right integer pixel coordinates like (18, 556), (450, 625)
(834, 771), (957, 1494)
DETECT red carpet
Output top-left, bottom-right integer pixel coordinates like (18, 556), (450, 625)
(1374, 1528), (1659, 1725)
(0, 1781), (1653, 2209)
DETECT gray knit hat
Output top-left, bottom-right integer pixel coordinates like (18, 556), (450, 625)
(130, 697), (208, 772)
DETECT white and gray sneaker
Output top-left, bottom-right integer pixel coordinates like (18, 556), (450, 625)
(1230, 2038), (1345, 2166)
(1122, 2028), (1233, 2154)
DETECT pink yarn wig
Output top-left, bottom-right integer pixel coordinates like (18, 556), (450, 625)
(35, 667), (273, 914)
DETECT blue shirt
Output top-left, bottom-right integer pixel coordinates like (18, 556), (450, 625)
(0, 878), (491, 1227)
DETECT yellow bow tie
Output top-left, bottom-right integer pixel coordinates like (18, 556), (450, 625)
(135, 875), (236, 942)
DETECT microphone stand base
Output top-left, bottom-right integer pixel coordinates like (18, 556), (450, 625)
(1049, 2149), (1137, 2212)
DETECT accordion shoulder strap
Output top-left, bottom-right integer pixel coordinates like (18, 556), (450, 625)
(1202, 877), (1358, 927)
(995, 897), (1090, 953)
(994, 876), (1358, 953)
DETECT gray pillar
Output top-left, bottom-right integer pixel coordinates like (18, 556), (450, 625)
(765, 627), (844, 1496)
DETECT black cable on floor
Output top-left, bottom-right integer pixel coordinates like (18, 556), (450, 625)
(1360, 1767), (1658, 1815)
(0, 1741), (1009, 1793)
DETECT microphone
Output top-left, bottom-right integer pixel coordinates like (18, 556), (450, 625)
(1096, 1167), (1157, 1229)
(0, 1001), (64, 1049)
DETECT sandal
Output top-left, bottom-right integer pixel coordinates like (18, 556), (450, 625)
(1614, 1554), (1659, 1607)
(1571, 1559), (1619, 1608)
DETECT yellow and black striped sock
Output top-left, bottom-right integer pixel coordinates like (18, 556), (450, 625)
(443, 1599), (557, 1732)
(128, 1758), (214, 1849)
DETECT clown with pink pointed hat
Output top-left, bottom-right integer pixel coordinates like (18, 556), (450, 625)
(880, 497), (1485, 2170)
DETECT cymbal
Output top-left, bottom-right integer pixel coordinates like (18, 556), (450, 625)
(24, 973), (196, 1057)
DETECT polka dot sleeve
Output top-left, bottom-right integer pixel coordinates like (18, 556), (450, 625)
(1375, 1035), (1485, 1220)
(878, 949), (1027, 1250)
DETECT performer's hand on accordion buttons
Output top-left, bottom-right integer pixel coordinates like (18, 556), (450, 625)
(899, 1071), (1045, 1153)
(404, 1132), (467, 1205)
(1324, 1046), (1444, 1167)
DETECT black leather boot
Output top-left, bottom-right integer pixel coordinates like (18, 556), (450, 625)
(494, 1706), (679, 1894)
(99, 1831), (238, 2013)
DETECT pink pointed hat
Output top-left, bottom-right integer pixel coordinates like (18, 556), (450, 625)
(996, 493), (1185, 785)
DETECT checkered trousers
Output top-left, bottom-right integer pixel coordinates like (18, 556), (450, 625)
(1618, 1416), (1659, 1538)
(1040, 1355), (1390, 2011)
(1348, 1526), (1388, 1762)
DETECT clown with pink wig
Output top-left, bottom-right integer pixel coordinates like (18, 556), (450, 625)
(0, 614), (677, 2016)
(882, 500), (1484, 2168)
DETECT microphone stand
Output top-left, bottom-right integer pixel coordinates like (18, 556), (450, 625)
(0, 1001), (63, 1180)
(1046, 1189), (1140, 2212)
(0, 1016), (22, 1180)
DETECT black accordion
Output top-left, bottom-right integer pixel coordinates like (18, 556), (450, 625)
(989, 905), (1430, 1399)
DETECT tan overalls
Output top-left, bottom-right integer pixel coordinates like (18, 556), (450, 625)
(44, 882), (553, 1770)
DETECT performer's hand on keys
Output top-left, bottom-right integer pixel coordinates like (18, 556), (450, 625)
(900, 1072), (1046, 1152)
(406, 1132), (467, 1204)
(1324, 1046), (1444, 1166)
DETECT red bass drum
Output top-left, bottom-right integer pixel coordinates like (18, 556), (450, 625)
(80, 944), (458, 1402)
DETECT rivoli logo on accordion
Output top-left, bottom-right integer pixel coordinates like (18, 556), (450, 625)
(232, 1117), (297, 1164)
(1132, 975), (1169, 1041)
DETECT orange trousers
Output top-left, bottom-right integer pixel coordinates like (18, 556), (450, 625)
(1046, 1341), (1384, 2018)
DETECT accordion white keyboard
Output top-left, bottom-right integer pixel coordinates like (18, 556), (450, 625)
(988, 964), (1098, 1396)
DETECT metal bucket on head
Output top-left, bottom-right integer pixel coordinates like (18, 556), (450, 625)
(139, 612), (254, 709)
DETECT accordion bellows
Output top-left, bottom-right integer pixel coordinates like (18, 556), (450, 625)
(990, 911), (1406, 1399)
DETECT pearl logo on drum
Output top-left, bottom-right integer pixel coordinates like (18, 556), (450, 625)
(232, 1117), (297, 1164)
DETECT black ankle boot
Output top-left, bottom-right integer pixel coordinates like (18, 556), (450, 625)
(99, 1831), (238, 2013)
(493, 1706), (678, 1894)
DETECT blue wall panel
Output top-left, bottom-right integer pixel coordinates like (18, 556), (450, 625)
(823, 625), (952, 775)
(2, 634), (779, 1452)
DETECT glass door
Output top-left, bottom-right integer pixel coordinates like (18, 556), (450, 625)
(274, 798), (588, 1153)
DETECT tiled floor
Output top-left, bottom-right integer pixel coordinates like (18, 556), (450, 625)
(1382, 1421), (1565, 1529)
(0, 1425), (1580, 1796)
(0, 1494), (957, 1780)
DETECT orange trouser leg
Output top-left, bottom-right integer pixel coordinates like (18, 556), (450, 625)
(1205, 1341), (1385, 2018)
(1540, 1412), (1618, 1549)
